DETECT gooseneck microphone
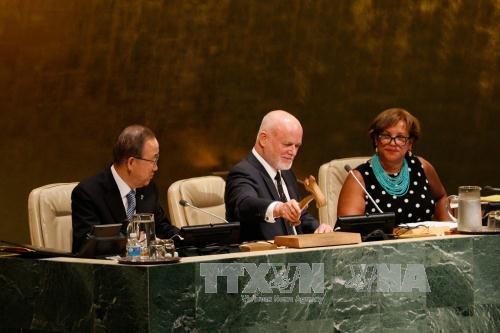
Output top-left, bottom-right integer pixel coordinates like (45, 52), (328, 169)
(344, 164), (384, 214)
(179, 199), (229, 223)
(484, 186), (500, 194)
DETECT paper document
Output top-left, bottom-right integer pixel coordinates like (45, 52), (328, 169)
(481, 195), (500, 202)
(398, 221), (457, 229)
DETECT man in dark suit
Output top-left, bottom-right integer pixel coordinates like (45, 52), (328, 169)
(225, 110), (332, 242)
(71, 125), (178, 254)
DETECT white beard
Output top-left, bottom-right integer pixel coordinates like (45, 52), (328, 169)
(275, 159), (293, 171)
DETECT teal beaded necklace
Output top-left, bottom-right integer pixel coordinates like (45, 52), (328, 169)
(371, 153), (409, 196)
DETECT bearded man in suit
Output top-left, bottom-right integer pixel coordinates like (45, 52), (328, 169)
(71, 125), (178, 254)
(225, 110), (332, 242)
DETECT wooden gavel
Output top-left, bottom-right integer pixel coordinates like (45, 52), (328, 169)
(298, 175), (326, 210)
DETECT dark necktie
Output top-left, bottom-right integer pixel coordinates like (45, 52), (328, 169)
(126, 190), (136, 220)
(275, 171), (287, 202)
(275, 171), (293, 235)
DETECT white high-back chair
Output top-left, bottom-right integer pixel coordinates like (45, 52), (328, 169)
(318, 157), (369, 226)
(28, 182), (78, 252)
(167, 176), (226, 228)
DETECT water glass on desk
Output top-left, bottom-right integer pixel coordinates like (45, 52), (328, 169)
(130, 213), (156, 258)
(487, 211), (500, 230)
(150, 239), (177, 258)
(447, 186), (482, 232)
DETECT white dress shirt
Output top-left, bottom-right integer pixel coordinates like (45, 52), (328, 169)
(251, 148), (291, 223)
(110, 165), (134, 213)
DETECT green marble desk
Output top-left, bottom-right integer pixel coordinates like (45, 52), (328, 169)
(1, 234), (499, 332)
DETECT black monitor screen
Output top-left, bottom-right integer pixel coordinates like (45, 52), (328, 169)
(77, 223), (126, 258)
(336, 212), (396, 241)
(177, 222), (240, 255)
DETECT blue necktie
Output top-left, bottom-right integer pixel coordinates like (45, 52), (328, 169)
(126, 190), (136, 220)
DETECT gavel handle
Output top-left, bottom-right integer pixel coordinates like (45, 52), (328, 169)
(299, 195), (314, 210)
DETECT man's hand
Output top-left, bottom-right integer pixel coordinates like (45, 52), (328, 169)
(314, 223), (333, 233)
(274, 200), (302, 225)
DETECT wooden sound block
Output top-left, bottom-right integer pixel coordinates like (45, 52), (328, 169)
(274, 232), (362, 248)
(239, 241), (278, 252)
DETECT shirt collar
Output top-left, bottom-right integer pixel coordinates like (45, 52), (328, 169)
(110, 165), (133, 199)
(252, 148), (279, 181)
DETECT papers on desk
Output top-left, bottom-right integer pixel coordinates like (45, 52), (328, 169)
(394, 221), (457, 238)
(398, 221), (457, 229)
(482, 195), (500, 202)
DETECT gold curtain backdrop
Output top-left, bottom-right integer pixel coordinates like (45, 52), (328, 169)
(0, 0), (498, 243)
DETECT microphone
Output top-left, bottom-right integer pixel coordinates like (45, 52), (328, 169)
(483, 186), (500, 195)
(344, 164), (384, 214)
(179, 199), (229, 223)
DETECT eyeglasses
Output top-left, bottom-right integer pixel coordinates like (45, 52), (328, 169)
(134, 156), (159, 166)
(377, 134), (410, 146)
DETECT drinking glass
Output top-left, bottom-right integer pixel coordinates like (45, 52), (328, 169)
(487, 210), (500, 230)
(130, 213), (156, 258)
(150, 239), (176, 258)
(447, 186), (482, 232)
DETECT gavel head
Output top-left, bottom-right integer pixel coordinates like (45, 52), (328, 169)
(303, 175), (326, 208)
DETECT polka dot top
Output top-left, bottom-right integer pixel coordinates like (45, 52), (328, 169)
(356, 154), (436, 225)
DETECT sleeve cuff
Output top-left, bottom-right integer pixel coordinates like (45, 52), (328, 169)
(264, 201), (280, 223)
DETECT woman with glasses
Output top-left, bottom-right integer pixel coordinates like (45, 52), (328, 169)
(337, 108), (449, 224)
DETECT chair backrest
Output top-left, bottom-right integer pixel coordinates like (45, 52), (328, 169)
(318, 157), (369, 226)
(167, 176), (226, 228)
(28, 182), (78, 252)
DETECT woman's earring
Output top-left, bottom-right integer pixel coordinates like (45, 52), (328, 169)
(375, 147), (378, 153)
(408, 150), (413, 156)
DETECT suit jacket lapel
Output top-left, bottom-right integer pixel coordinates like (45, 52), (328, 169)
(103, 168), (128, 225)
(282, 170), (303, 234)
(246, 153), (281, 201)
(247, 154), (295, 235)
(135, 189), (148, 212)
(282, 170), (299, 200)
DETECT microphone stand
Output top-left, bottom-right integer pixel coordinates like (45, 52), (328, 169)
(179, 200), (229, 224)
(344, 164), (384, 214)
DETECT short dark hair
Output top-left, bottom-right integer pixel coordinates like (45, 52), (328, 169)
(112, 125), (156, 165)
(368, 108), (421, 146)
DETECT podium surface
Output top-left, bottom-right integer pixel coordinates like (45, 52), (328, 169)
(1, 234), (499, 332)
